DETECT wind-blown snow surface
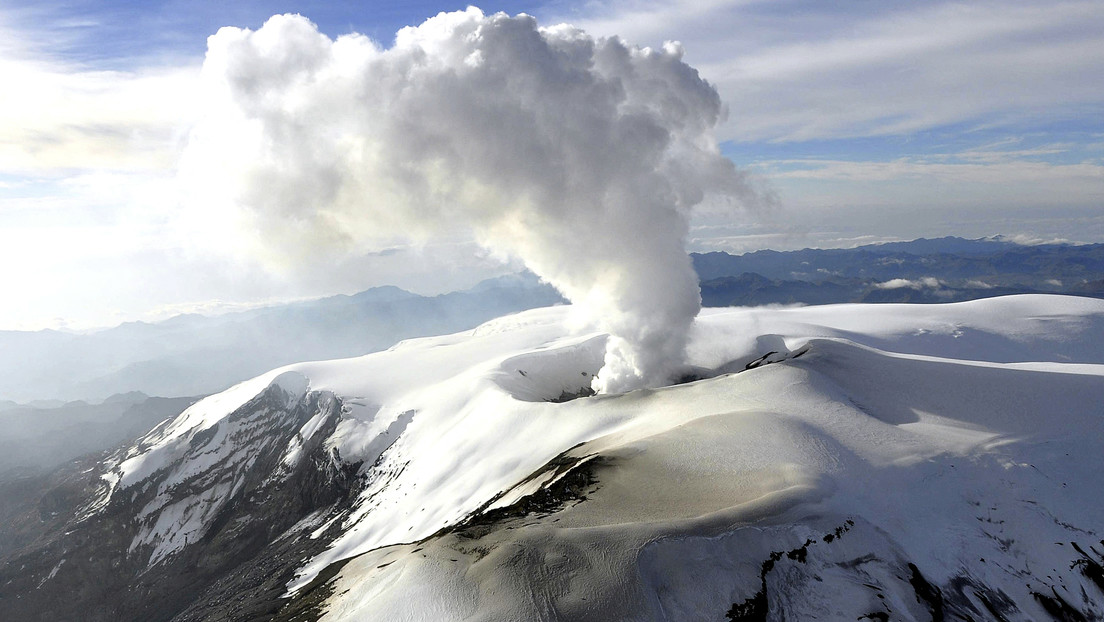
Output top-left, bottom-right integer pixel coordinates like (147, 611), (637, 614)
(101, 295), (1104, 620)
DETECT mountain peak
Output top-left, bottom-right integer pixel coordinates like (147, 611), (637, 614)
(5, 296), (1103, 620)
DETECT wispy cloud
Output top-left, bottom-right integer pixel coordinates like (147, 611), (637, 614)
(561, 0), (1104, 143)
(947, 145), (1074, 164)
(0, 12), (200, 176)
(757, 157), (1104, 197)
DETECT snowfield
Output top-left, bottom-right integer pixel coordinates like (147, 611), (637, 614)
(100, 295), (1104, 620)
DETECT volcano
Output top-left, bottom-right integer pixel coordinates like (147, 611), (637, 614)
(2, 294), (1103, 621)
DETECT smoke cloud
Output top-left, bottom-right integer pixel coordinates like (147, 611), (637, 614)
(181, 8), (761, 393)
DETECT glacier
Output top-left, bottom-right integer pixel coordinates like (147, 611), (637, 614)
(3, 294), (1103, 621)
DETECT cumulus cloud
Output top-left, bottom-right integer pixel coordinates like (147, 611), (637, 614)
(180, 9), (762, 393)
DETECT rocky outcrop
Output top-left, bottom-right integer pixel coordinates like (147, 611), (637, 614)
(0, 385), (362, 622)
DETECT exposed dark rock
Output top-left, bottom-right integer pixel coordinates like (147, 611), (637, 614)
(548, 386), (597, 403)
(726, 519), (854, 621)
(1071, 541), (1104, 594)
(1032, 588), (1090, 622)
(908, 562), (945, 622)
(0, 386), (364, 622)
(725, 586), (768, 621)
(454, 449), (602, 538)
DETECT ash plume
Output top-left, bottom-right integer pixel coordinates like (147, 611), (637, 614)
(181, 8), (762, 393)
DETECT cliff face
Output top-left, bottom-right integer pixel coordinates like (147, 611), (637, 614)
(0, 386), (361, 622)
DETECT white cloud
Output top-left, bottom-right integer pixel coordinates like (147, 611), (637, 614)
(556, 0), (1104, 251)
(2, 1), (1102, 333)
(874, 277), (943, 290)
(0, 42), (200, 175)
(560, 0), (1104, 142)
(752, 157), (1104, 215)
(180, 10), (765, 392)
(762, 158), (1102, 184)
(997, 234), (1079, 246)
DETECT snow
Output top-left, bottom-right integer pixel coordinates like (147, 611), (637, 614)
(318, 295), (1104, 619)
(109, 369), (310, 490)
(493, 334), (606, 402)
(36, 559), (65, 589)
(282, 402), (332, 469)
(90, 294), (1104, 618)
(95, 369), (319, 565)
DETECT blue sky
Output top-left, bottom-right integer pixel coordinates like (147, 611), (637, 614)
(1, 0), (1102, 329)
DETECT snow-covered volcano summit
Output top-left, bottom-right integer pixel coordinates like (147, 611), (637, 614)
(4, 295), (1104, 621)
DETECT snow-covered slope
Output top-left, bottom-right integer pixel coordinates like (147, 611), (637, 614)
(7, 295), (1103, 621)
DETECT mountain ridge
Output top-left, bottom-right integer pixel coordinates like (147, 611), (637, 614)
(2, 295), (1102, 621)
(4, 237), (1104, 404)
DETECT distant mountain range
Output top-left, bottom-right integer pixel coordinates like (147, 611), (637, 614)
(0, 392), (196, 474)
(3, 237), (1102, 403)
(695, 236), (1104, 306)
(0, 273), (565, 403)
(0, 392), (197, 556)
